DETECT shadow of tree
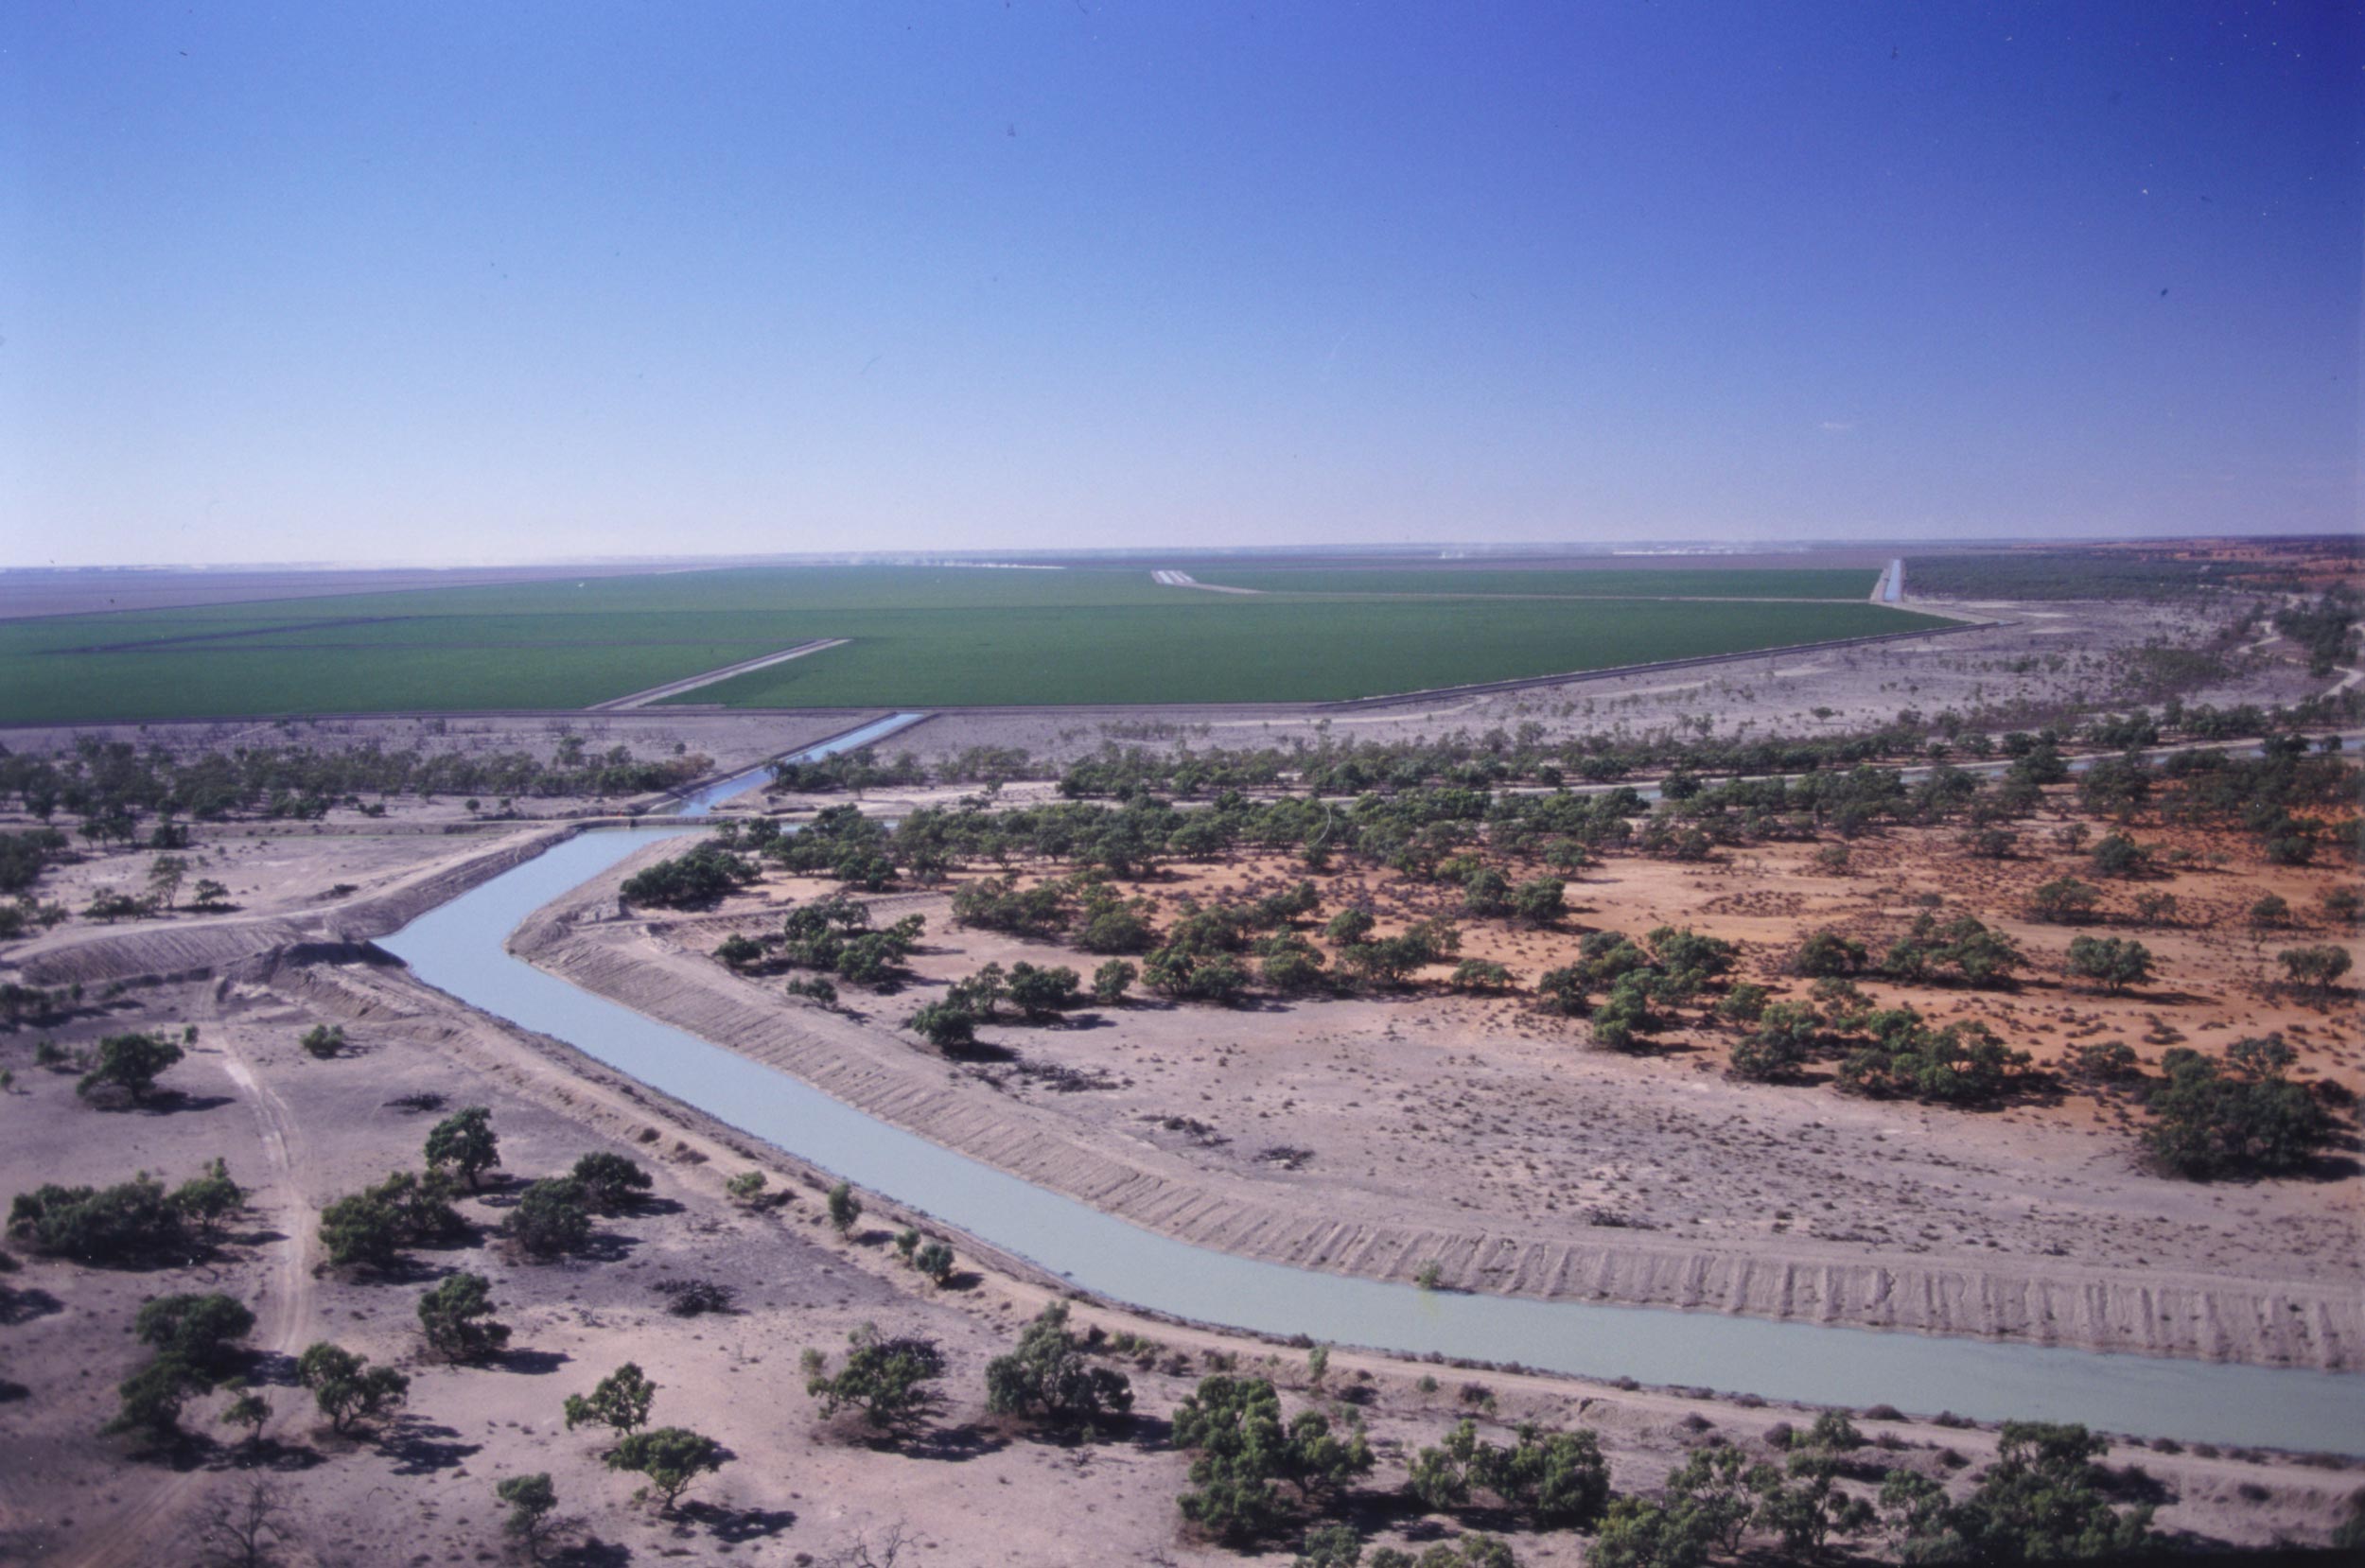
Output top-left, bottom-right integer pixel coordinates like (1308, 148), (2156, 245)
(212, 1437), (324, 1473)
(682, 1501), (797, 1542)
(495, 1347), (573, 1376)
(894, 1421), (1010, 1464)
(552, 1532), (633, 1567)
(0, 1285), (63, 1326)
(378, 1417), (482, 1475)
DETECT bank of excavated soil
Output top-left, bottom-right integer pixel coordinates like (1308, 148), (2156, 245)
(512, 823), (2361, 1373)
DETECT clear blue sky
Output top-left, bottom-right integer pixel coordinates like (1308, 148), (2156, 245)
(5, 2), (2356, 565)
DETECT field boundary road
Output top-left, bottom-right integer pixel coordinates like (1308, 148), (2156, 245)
(587, 637), (849, 709)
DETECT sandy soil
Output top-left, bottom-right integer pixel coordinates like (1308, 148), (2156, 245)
(514, 791), (2361, 1375)
(4, 923), (2357, 1565)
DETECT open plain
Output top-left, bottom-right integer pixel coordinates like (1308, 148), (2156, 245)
(3, 543), (2361, 1564)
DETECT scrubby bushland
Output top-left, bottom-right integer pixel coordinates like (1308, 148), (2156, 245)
(504, 1177), (593, 1260)
(983, 1303), (1133, 1429)
(569, 1152), (652, 1213)
(318, 1169), (467, 1270)
(297, 1342), (410, 1435)
(75, 1032), (184, 1105)
(803, 1324), (947, 1437)
(2144, 1037), (2337, 1179)
(619, 840), (759, 908)
(423, 1106), (499, 1190)
(418, 1272), (512, 1362)
(606, 1426), (728, 1514)
(1169, 1374), (1374, 1545)
(565, 1362), (657, 1439)
(8, 1172), (214, 1264)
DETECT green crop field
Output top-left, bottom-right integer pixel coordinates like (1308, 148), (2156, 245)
(1180, 566), (1881, 599)
(0, 564), (1948, 722)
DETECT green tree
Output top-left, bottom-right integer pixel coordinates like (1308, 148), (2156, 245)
(189, 879), (233, 912)
(1480, 1423), (1612, 1529)
(1408, 1419), (1480, 1512)
(1879, 1420), (2155, 1560)
(805, 1323), (946, 1436)
(827, 1181), (862, 1234)
(1793, 930), (1866, 978)
(75, 1033), (184, 1105)
(564, 1362), (657, 1439)
(296, 1342), (410, 1435)
(1533, 966), (1589, 1017)
(912, 1240), (955, 1283)
(983, 1301), (1134, 1428)
(2144, 1038), (2334, 1178)
(2064, 935), (2153, 993)
(1586, 1494), (1720, 1568)
(1660, 1442), (1756, 1555)
(1324, 908), (1376, 945)
(2029, 877), (2103, 924)
(299, 1024), (344, 1059)
(904, 1000), (979, 1051)
(132, 1292), (255, 1376)
(423, 1106), (500, 1190)
(495, 1472), (560, 1560)
(569, 1152), (652, 1213)
(103, 1354), (201, 1445)
(607, 1426), (727, 1513)
(504, 1177), (591, 1259)
(1750, 1453), (1875, 1556)
(8, 1174), (188, 1263)
(418, 1271), (512, 1362)
(1369, 1539), (1520, 1568)
(1509, 878), (1566, 927)
(220, 1387), (272, 1453)
(1728, 1002), (1820, 1082)
(2088, 833), (2149, 878)
(1091, 958), (1137, 1005)
(1006, 962), (1083, 1019)
(317, 1190), (402, 1271)
(1448, 959), (1514, 992)
(1461, 866), (1512, 918)
(1171, 1374), (1372, 1542)
(1295, 1522), (1364, 1568)
(2278, 944), (2353, 1000)
(147, 854), (189, 910)
(168, 1158), (246, 1241)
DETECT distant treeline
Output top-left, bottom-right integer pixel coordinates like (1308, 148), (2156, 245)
(1039, 689), (2359, 803)
(714, 734), (2361, 898)
(1906, 550), (2339, 601)
(0, 735), (710, 837)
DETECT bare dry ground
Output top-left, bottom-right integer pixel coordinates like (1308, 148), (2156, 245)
(2, 574), (2360, 1564)
(4, 909), (2358, 1566)
(523, 783), (2362, 1377)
